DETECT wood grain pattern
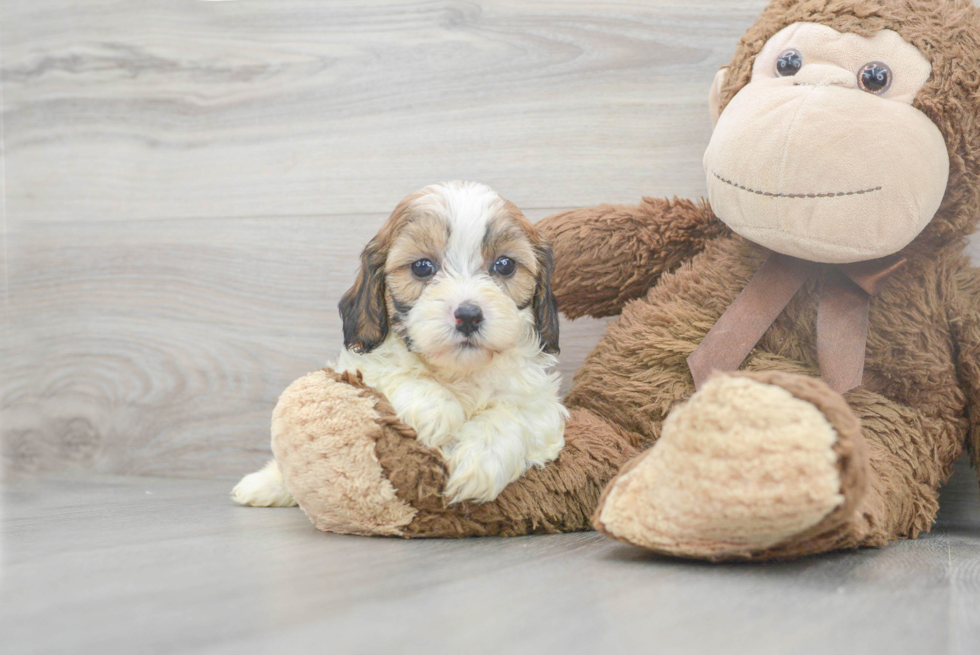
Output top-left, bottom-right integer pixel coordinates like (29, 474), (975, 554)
(2, 0), (978, 479)
(0, 0), (761, 477)
(2, 462), (978, 653)
(0, 210), (611, 477)
(0, 0), (764, 222)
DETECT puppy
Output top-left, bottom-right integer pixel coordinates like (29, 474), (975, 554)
(233, 181), (567, 507)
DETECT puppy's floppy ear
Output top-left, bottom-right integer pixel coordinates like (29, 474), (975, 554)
(339, 237), (389, 353)
(532, 242), (560, 355)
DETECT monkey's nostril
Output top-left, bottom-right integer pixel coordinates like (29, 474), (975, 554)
(454, 303), (483, 336)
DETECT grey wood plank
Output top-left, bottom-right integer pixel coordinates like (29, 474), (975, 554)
(1, 0), (767, 222)
(2, 461), (977, 655)
(1, 0), (977, 483)
(0, 213), (610, 477)
(939, 461), (980, 655)
(0, 57), (8, 321)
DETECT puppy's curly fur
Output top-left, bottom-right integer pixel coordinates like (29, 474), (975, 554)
(234, 181), (566, 507)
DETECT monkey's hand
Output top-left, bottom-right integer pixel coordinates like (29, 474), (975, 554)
(536, 197), (725, 319)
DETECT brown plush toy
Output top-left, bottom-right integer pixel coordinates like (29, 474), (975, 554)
(271, 0), (980, 560)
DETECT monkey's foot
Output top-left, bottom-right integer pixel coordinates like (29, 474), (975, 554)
(272, 369), (638, 538)
(593, 371), (868, 560)
(271, 369), (421, 536)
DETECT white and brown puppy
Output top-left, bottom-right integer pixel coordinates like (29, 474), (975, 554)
(233, 181), (567, 507)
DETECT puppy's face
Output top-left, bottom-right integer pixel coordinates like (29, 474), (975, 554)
(339, 181), (559, 370)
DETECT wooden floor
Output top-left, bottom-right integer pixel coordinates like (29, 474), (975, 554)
(3, 460), (979, 655)
(0, 0), (770, 479)
(3, 2), (980, 653)
(2, 0), (978, 475)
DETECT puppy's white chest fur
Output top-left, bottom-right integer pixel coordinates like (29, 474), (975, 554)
(337, 335), (567, 503)
(231, 180), (566, 510)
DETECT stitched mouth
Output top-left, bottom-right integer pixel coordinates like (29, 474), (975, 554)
(712, 172), (881, 198)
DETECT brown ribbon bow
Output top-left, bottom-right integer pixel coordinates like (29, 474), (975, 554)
(687, 251), (906, 394)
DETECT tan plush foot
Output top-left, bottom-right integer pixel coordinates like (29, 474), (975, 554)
(594, 372), (867, 560)
(271, 369), (418, 536)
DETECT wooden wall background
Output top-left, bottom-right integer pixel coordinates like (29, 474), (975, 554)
(2, 0), (976, 480)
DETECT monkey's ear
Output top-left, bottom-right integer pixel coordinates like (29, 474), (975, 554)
(338, 239), (389, 353)
(532, 243), (560, 355)
(709, 67), (728, 128)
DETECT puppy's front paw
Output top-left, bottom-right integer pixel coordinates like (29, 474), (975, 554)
(444, 457), (511, 504)
(389, 386), (465, 448)
(231, 460), (298, 507)
(443, 424), (525, 504)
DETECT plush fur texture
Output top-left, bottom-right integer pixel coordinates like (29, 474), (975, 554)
(265, 0), (980, 560)
(270, 368), (638, 537)
(718, 0), (980, 254)
(541, 198), (729, 319)
(706, 22), (949, 263)
(594, 370), (870, 560)
(335, 333), (566, 505)
(270, 369), (417, 536)
(236, 182), (567, 509)
(334, 181), (566, 504)
(595, 375), (845, 555)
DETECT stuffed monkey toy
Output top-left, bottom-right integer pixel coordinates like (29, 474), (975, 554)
(271, 0), (980, 560)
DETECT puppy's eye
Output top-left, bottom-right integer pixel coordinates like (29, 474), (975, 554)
(411, 259), (436, 279)
(775, 49), (802, 77)
(857, 62), (891, 94)
(492, 256), (516, 277)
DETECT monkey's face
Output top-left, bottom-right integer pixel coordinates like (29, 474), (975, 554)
(704, 22), (949, 264)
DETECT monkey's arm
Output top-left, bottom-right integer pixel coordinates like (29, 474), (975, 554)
(536, 197), (726, 319)
(948, 263), (980, 483)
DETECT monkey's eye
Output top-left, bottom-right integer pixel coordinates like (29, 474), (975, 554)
(775, 49), (803, 77)
(492, 256), (516, 277)
(411, 259), (436, 279)
(858, 62), (892, 94)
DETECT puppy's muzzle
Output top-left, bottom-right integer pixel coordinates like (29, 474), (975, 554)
(454, 303), (483, 336)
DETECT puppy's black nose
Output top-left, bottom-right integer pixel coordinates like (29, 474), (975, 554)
(454, 303), (483, 336)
